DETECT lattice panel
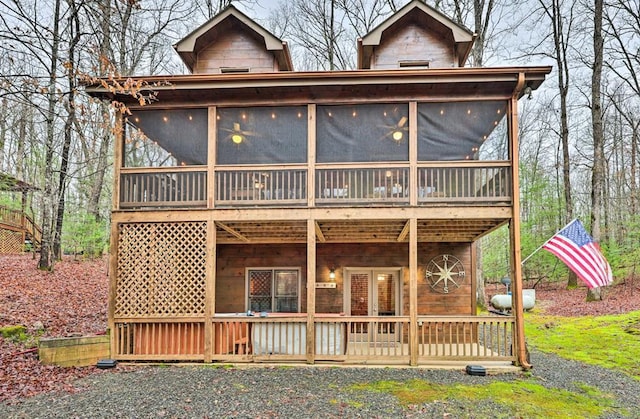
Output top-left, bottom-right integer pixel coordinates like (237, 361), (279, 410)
(116, 222), (207, 317)
(0, 229), (23, 254)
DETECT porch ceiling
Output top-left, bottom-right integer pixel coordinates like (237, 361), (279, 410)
(214, 218), (507, 244)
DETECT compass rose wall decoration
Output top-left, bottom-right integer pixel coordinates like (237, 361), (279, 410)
(425, 254), (466, 294)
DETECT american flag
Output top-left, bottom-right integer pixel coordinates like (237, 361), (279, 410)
(542, 219), (613, 289)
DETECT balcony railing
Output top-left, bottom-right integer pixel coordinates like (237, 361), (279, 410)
(120, 167), (207, 209)
(117, 162), (512, 209)
(315, 166), (409, 205)
(112, 315), (516, 365)
(215, 167), (307, 206)
(418, 162), (511, 203)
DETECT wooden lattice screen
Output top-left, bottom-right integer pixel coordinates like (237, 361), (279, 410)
(0, 229), (23, 254)
(116, 221), (207, 317)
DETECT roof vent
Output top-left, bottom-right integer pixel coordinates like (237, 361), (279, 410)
(220, 67), (250, 73)
(399, 60), (430, 69)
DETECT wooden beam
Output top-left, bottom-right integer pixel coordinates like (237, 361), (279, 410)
(307, 104), (316, 208)
(306, 219), (316, 364)
(314, 221), (326, 242)
(215, 222), (250, 242)
(397, 220), (410, 242)
(107, 221), (119, 359)
(509, 72), (531, 370)
(208, 107), (217, 209)
(204, 220), (216, 362)
(112, 112), (123, 211)
(409, 101), (418, 206)
(409, 218), (418, 366)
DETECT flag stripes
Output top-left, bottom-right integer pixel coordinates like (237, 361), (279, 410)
(542, 219), (613, 289)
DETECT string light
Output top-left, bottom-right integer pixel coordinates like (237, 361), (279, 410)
(188, 115), (193, 121)
(162, 116), (168, 122)
(271, 112), (276, 119)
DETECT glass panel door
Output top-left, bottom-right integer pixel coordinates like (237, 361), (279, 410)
(375, 273), (396, 316)
(347, 269), (400, 342)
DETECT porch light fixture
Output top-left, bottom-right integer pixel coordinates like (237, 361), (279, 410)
(232, 133), (244, 144)
(392, 130), (403, 141)
(329, 268), (336, 281)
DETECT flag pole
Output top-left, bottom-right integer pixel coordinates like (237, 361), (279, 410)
(520, 218), (578, 265)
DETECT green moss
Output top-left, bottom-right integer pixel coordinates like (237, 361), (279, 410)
(0, 325), (27, 339)
(350, 379), (621, 418)
(0, 325), (36, 346)
(525, 311), (640, 379)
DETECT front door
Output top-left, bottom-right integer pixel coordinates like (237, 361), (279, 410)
(345, 268), (401, 342)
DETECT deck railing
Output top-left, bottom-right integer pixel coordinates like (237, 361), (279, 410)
(418, 162), (511, 203)
(120, 167), (207, 209)
(417, 316), (516, 361)
(215, 167), (307, 206)
(112, 319), (205, 361)
(103, 315), (519, 364)
(0, 205), (42, 246)
(118, 162), (512, 209)
(315, 166), (409, 205)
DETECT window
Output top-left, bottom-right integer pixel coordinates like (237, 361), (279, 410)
(247, 268), (300, 312)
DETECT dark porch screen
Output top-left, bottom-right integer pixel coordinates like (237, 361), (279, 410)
(124, 108), (208, 167)
(417, 101), (508, 161)
(316, 104), (409, 163)
(216, 106), (307, 165)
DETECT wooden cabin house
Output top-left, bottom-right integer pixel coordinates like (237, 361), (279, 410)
(86, 1), (550, 367)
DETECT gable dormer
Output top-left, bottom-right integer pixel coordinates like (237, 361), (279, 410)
(358, 0), (476, 69)
(174, 5), (293, 74)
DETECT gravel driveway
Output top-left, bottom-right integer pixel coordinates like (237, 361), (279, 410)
(3, 350), (639, 418)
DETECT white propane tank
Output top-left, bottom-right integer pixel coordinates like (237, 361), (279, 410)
(490, 289), (536, 312)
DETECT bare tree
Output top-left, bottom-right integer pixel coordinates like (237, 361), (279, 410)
(588, 0), (605, 301)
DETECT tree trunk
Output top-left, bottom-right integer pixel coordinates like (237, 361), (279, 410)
(587, 0), (605, 302)
(38, 0), (63, 271)
(53, 0), (81, 259)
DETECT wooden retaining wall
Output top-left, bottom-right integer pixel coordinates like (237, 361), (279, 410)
(39, 335), (110, 367)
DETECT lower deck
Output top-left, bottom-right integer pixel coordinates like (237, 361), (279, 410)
(111, 315), (517, 366)
(108, 206), (526, 366)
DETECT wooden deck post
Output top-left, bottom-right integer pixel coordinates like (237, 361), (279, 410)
(204, 219), (216, 362)
(107, 221), (118, 358)
(306, 218), (316, 364)
(409, 217), (418, 366)
(112, 112), (123, 211)
(409, 101), (418, 207)
(509, 73), (531, 369)
(208, 107), (216, 209)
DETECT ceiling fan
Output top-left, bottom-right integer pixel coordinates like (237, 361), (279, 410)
(379, 116), (408, 143)
(220, 122), (257, 145)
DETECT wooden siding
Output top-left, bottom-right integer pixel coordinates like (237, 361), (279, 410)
(372, 23), (455, 69)
(215, 244), (307, 313)
(195, 30), (277, 74)
(215, 242), (472, 316)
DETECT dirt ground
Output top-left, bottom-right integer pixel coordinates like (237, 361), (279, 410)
(1, 254), (638, 403)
